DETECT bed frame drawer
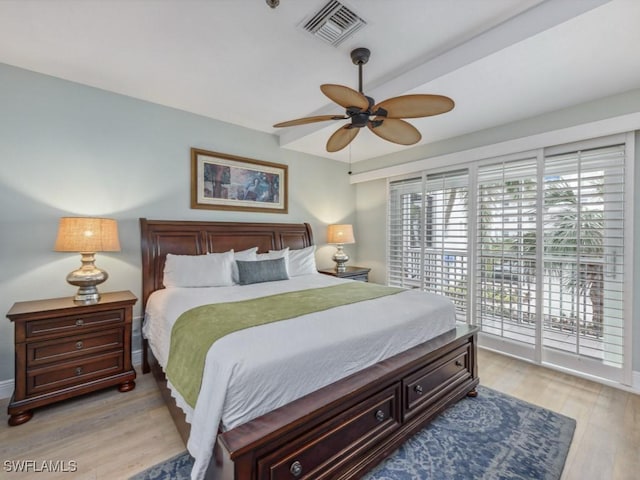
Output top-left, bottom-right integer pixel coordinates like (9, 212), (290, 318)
(257, 383), (401, 480)
(403, 343), (471, 420)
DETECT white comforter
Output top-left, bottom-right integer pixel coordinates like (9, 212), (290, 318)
(143, 274), (456, 480)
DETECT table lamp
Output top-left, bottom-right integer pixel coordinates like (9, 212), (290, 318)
(327, 224), (355, 273)
(54, 217), (120, 303)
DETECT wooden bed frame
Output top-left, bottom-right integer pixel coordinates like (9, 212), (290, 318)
(139, 218), (479, 480)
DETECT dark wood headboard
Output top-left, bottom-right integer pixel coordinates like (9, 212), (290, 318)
(139, 218), (314, 309)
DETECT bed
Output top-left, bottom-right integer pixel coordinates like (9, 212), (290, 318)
(140, 218), (479, 480)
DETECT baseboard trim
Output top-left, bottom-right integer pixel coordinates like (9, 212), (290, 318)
(0, 379), (13, 400)
(132, 348), (142, 367)
(480, 346), (640, 395)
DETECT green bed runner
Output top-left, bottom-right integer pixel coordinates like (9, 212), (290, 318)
(165, 282), (402, 408)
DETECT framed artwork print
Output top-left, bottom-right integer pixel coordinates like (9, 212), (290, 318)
(191, 148), (288, 213)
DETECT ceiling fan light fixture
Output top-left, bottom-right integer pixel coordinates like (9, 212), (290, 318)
(273, 48), (455, 152)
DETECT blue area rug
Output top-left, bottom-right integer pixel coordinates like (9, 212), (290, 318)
(130, 386), (575, 480)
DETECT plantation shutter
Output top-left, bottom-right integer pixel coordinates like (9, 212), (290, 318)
(542, 145), (625, 370)
(388, 171), (469, 318)
(388, 177), (423, 288)
(423, 170), (469, 318)
(476, 158), (538, 345)
(386, 134), (630, 384)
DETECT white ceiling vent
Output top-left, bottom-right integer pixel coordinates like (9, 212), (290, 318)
(302, 1), (366, 47)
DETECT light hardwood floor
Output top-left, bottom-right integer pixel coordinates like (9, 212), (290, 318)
(1, 349), (638, 479)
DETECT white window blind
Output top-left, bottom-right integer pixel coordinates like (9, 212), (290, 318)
(388, 170), (469, 319)
(542, 145), (625, 368)
(388, 177), (423, 288)
(476, 158), (538, 344)
(387, 135), (630, 384)
(424, 170), (469, 318)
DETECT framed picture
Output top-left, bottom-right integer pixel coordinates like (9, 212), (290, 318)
(191, 148), (288, 213)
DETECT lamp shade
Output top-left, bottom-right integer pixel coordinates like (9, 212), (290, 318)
(327, 224), (355, 244)
(54, 217), (121, 252)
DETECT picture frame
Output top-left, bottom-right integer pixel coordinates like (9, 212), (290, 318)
(191, 148), (288, 213)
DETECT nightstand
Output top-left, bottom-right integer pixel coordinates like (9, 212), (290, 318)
(6, 290), (137, 426)
(318, 266), (371, 282)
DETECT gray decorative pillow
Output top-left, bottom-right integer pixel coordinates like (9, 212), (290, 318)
(236, 258), (289, 285)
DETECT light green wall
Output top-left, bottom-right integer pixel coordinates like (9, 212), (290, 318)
(354, 89), (640, 374)
(0, 63), (356, 384)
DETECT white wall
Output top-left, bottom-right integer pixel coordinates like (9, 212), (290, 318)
(0, 63), (357, 384)
(353, 88), (640, 374)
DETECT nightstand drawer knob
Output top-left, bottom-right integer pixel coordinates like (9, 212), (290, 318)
(75, 341), (83, 350)
(75, 367), (83, 376)
(455, 360), (463, 367)
(415, 384), (423, 395)
(290, 460), (302, 477)
(375, 409), (386, 422)
(75, 319), (84, 326)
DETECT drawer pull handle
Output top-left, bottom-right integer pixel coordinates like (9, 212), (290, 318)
(75, 341), (83, 350)
(75, 319), (84, 326)
(455, 360), (463, 367)
(75, 367), (83, 376)
(290, 460), (302, 477)
(375, 409), (385, 422)
(414, 384), (423, 395)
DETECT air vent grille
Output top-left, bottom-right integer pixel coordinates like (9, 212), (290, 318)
(303, 0), (366, 47)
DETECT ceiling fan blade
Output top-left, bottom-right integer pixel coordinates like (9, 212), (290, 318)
(368, 118), (421, 145)
(374, 94), (454, 119)
(326, 125), (360, 152)
(273, 114), (347, 128)
(321, 84), (369, 110)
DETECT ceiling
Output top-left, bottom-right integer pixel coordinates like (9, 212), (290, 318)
(0, 0), (638, 163)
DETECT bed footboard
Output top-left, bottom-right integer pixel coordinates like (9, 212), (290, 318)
(208, 325), (479, 480)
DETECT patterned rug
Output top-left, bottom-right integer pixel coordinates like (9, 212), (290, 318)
(130, 386), (575, 480)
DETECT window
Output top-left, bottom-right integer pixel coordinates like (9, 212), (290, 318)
(388, 138), (631, 384)
(389, 170), (469, 318)
(477, 158), (538, 345)
(541, 145), (625, 373)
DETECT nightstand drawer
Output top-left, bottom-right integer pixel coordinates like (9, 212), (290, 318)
(27, 351), (124, 396)
(347, 273), (369, 282)
(318, 266), (371, 282)
(27, 328), (123, 367)
(26, 310), (124, 338)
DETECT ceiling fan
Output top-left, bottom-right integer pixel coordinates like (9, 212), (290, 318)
(273, 48), (455, 152)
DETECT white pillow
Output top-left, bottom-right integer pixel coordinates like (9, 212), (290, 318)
(287, 245), (317, 277)
(163, 251), (234, 287)
(231, 247), (258, 284)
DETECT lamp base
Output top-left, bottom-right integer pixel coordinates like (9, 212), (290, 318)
(66, 253), (108, 304)
(332, 244), (349, 273)
(73, 286), (101, 304)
